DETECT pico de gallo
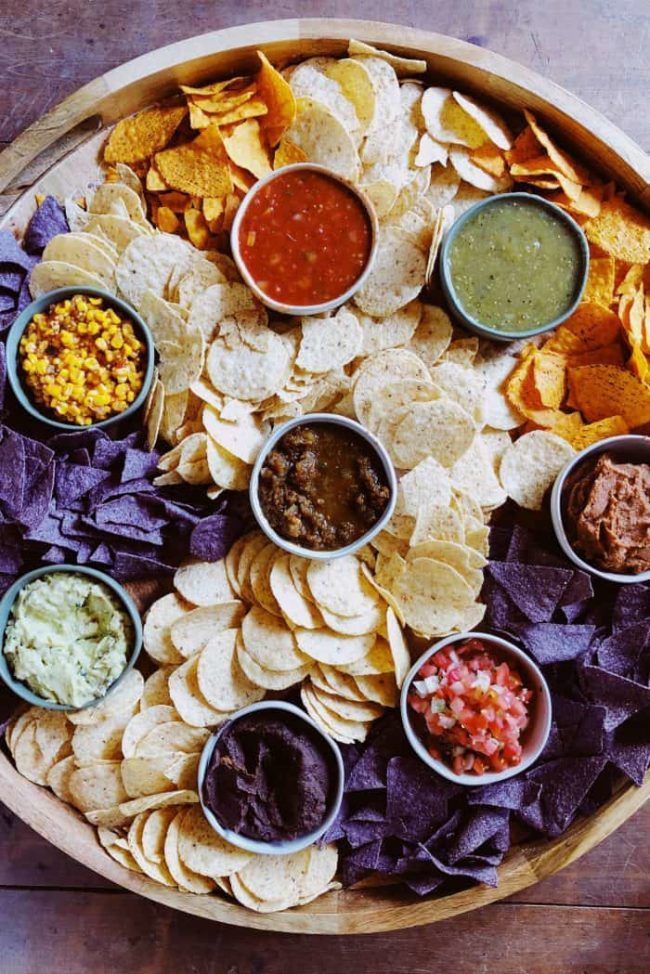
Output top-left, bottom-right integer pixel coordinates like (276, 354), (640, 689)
(407, 637), (533, 776)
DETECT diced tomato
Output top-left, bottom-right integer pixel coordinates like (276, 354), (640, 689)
(407, 637), (533, 777)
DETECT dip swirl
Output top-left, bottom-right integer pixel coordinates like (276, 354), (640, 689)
(3, 572), (132, 707)
(202, 711), (334, 842)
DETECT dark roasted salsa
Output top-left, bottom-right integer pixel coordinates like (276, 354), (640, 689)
(202, 711), (334, 842)
(238, 169), (372, 306)
(258, 422), (391, 551)
(563, 452), (650, 574)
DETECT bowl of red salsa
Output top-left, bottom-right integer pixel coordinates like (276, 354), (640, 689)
(231, 163), (378, 315)
(400, 632), (552, 787)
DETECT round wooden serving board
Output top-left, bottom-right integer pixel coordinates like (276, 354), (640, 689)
(0, 18), (648, 935)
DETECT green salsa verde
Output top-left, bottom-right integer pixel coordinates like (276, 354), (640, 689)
(447, 198), (584, 333)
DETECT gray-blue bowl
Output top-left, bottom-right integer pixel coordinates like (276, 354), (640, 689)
(0, 564), (143, 711)
(6, 286), (155, 431)
(439, 191), (590, 342)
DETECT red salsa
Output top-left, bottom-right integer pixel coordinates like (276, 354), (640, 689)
(238, 169), (372, 306)
(407, 638), (533, 776)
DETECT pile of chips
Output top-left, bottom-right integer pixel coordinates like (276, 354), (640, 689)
(143, 536), (407, 743)
(5, 671), (338, 911)
(326, 514), (650, 894)
(0, 423), (221, 591)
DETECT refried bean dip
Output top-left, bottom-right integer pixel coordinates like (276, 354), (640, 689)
(563, 452), (650, 574)
(258, 422), (391, 551)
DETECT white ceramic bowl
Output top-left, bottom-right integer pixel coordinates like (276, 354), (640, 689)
(400, 631), (553, 788)
(249, 413), (397, 561)
(549, 434), (650, 585)
(197, 700), (344, 856)
(230, 162), (379, 316)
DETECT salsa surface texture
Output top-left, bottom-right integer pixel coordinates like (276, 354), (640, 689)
(238, 169), (372, 306)
(448, 198), (583, 332)
(202, 711), (333, 842)
(259, 421), (390, 551)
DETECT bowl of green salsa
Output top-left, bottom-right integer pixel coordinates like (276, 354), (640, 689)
(440, 192), (589, 341)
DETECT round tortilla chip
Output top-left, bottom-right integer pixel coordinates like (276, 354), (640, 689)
(170, 602), (246, 658)
(197, 630), (265, 711)
(300, 683), (369, 743)
(285, 98), (361, 180)
(142, 806), (178, 863)
(353, 347), (431, 426)
(391, 398), (475, 469)
(206, 330), (293, 402)
(143, 593), (190, 666)
(241, 605), (308, 672)
(236, 636), (310, 690)
(353, 227), (426, 317)
(116, 233), (195, 308)
(134, 722), (210, 757)
(206, 436), (251, 490)
(164, 810), (216, 893)
(42, 233), (116, 287)
(174, 558), (235, 608)
(338, 636), (394, 675)
(297, 309), (363, 373)
(269, 553), (323, 630)
(178, 805), (252, 877)
(294, 627), (374, 665)
(69, 762), (128, 813)
(249, 543), (284, 617)
(29, 260), (109, 299)
(318, 603), (384, 636)
(141, 668), (173, 709)
(309, 683), (383, 722)
(499, 430), (575, 510)
(352, 672), (399, 707)
(120, 755), (178, 798)
(127, 812), (176, 886)
(122, 705), (179, 760)
(46, 755), (77, 804)
(168, 656), (229, 727)
(307, 556), (379, 618)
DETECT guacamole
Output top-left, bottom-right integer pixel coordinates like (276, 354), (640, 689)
(3, 572), (132, 708)
(447, 197), (583, 333)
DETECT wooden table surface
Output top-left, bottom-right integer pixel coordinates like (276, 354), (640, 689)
(1, 1), (649, 971)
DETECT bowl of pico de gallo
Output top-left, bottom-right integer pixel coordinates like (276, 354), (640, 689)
(400, 632), (552, 787)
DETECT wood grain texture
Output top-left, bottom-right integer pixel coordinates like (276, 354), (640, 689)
(0, 891), (648, 974)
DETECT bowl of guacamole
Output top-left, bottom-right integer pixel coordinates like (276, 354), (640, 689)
(0, 565), (142, 710)
(440, 192), (589, 341)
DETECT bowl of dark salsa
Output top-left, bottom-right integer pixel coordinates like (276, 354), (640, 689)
(197, 701), (344, 855)
(251, 414), (397, 559)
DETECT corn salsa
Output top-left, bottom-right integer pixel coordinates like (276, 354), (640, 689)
(447, 197), (584, 333)
(238, 169), (373, 307)
(20, 294), (146, 425)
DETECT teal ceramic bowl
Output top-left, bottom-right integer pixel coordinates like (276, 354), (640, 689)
(0, 564), (143, 711)
(439, 191), (590, 343)
(6, 286), (155, 431)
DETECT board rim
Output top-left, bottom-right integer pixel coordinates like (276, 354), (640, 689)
(0, 17), (648, 935)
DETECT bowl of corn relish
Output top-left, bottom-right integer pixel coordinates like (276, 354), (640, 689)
(6, 287), (155, 430)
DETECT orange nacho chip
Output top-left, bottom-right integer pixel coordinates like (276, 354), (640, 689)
(256, 50), (296, 147)
(505, 126), (539, 167)
(567, 364), (650, 427)
(628, 342), (650, 382)
(505, 348), (563, 427)
(191, 86), (258, 115)
(104, 106), (187, 164)
(549, 411), (583, 442)
(180, 77), (249, 96)
(470, 142), (506, 178)
(532, 351), (566, 409)
(570, 416), (629, 450)
(155, 206), (181, 233)
(522, 110), (590, 185)
(567, 344), (624, 368)
(154, 125), (233, 198)
(184, 208), (211, 249)
(584, 195), (650, 263)
(619, 287), (645, 346)
(548, 186), (603, 219)
(543, 302), (621, 355)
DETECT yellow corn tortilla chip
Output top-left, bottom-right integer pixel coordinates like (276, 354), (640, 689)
(628, 341), (650, 382)
(105, 106), (187, 164)
(567, 364), (650, 426)
(190, 86), (257, 114)
(256, 50), (296, 147)
(184, 208), (211, 249)
(222, 118), (272, 179)
(544, 302), (621, 356)
(154, 125), (233, 198)
(155, 206), (180, 234)
(522, 110), (590, 185)
(583, 256), (615, 306)
(570, 415), (629, 450)
(470, 141), (507, 178)
(584, 196), (650, 263)
(616, 262), (645, 296)
(549, 411), (584, 443)
(274, 138), (308, 169)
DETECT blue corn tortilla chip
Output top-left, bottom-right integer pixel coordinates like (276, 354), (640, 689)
(0, 342), (7, 413)
(487, 562), (572, 622)
(612, 584), (650, 631)
(113, 550), (176, 579)
(386, 756), (456, 842)
(528, 755), (608, 836)
(579, 664), (650, 731)
(55, 462), (111, 506)
(23, 196), (69, 254)
(467, 776), (541, 811)
(0, 544), (23, 574)
(190, 512), (243, 561)
(596, 623), (650, 683)
(0, 428), (26, 518)
(519, 623), (595, 664)
(121, 448), (160, 482)
(0, 229), (38, 273)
